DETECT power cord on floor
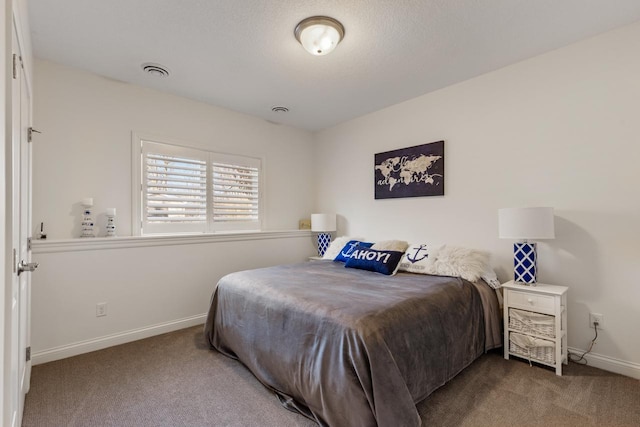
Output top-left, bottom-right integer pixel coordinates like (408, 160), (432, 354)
(568, 321), (598, 365)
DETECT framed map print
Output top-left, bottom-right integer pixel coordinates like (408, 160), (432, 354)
(374, 140), (444, 199)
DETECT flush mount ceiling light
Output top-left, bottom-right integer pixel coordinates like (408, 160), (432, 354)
(294, 16), (345, 56)
(141, 62), (170, 77)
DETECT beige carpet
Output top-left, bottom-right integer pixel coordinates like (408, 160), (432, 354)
(23, 326), (640, 427)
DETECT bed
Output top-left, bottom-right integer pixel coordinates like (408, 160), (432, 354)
(204, 260), (501, 427)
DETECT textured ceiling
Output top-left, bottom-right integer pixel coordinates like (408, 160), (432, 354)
(28, 0), (640, 132)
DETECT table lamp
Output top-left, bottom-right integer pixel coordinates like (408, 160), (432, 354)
(311, 213), (336, 257)
(498, 207), (555, 285)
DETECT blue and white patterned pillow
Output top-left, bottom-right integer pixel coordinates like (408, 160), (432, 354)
(344, 245), (404, 275)
(334, 240), (373, 263)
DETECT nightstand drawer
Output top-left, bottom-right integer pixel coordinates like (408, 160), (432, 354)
(508, 290), (555, 313)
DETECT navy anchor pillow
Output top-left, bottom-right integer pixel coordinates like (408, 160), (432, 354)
(398, 243), (434, 273)
(334, 240), (373, 263)
(344, 245), (404, 275)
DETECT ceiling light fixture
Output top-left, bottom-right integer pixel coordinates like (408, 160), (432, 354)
(271, 106), (289, 113)
(294, 16), (345, 56)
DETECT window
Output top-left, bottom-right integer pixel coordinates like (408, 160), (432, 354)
(134, 136), (262, 235)
(211, 155), (260, 226)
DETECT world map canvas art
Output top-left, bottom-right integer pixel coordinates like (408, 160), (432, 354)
(374, 140), (444, 199)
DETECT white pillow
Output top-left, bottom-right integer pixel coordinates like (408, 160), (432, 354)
(371, 240), (409, 252)
(425, 245), (489, 282)
(321, 236), (363, 260)
(480, 265), (502, 289)
(398, 243), (435, 274)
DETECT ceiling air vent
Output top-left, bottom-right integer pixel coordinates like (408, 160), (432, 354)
(141, 63), (170, 77)
(271, 106), (289, 113)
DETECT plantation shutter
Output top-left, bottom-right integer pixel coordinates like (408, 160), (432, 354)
(142, 141), (208, 234)
(138, 139), (262, 235)
(211, 154), (261, 231)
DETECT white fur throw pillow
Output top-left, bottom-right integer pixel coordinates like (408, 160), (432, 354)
(322, 236), (363, 260)
(371, 240), (409, 252)
(425, 245), (490, 282)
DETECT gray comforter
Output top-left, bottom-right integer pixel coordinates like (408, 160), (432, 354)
(205, 261), (500, 427)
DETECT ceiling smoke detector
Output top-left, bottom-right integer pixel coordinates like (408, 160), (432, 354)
(271, 106), (289, 113)
(141, 63), (170, 77)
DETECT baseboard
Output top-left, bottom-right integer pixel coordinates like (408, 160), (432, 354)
(32, 314), (207, 365)
(568, 346), (640, 379)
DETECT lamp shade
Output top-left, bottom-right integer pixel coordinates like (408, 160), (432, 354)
(499, 207), (554, 284)
(498, 207), (555, 240)
(311, 213), (336, 232)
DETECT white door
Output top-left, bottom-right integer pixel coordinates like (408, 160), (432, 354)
(8, 21), (35, 427)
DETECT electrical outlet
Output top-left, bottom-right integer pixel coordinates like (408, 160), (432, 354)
(589, 312), (604, 330)
(96, 302), (108, 317)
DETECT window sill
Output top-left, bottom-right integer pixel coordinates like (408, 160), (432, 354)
(31, 230), (312, 254)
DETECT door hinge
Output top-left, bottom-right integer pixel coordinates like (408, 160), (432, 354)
(12, 54), (17, 79)
(28, 127), (42, 143)
(26, 346), (31, 362)
(27, 237), (32, 251)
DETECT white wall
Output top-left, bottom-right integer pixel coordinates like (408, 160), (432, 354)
(30, 60), (317, 362)
(30, 232), (314, 363)
(314, 22), (640, 376)
(32, 59), (315, 239)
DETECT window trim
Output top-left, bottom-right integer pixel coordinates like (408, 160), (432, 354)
(131, 132), (264, 236)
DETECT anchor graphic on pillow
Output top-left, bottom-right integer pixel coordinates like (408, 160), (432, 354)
(341, 241), (360, 258)
(406, 245), (429, 263)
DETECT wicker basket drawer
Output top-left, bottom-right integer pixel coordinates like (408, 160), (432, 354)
(509, 308), (555, 338)
(509, 332), (555, 364)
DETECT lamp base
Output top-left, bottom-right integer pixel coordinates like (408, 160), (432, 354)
(514, 242), (537, 285)
(317, 233), (332, 257)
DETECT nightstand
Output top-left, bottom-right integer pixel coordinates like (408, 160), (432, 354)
(502, 280), (568, 376)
